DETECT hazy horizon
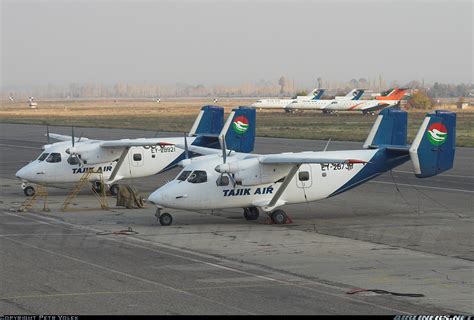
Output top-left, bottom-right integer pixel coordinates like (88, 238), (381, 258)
(1, 0), (473, 89)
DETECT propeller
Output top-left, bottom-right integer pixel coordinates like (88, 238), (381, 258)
(216, 135), (236, 188)
(66, 126), (83, 166)
(183, 132), (189, 159)
(46, 125), (50, 144)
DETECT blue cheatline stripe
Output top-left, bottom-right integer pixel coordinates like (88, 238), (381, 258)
(328, 148), (410, 198)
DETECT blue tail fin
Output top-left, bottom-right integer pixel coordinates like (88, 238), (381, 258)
(363, 108), (407, 148)
(188, 105), (224, 136)
(221, 106), (256, 153)
(311, 89), (325, 100)
(409, 110), (456, 178)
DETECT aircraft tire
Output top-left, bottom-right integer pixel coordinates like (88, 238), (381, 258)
(159, 213), (173, 226)
(92, 182), (104, 194)
(24, 186), (35, 197)
(109, 184), (119, 196)
(244, 207), (259, 220)
(271, 210), (287, 224)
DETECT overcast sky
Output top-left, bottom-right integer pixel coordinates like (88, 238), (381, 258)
(1, 0), (472, 88)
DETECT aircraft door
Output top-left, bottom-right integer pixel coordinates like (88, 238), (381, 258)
(130, 147), (144, 167)
(296, 164), (312, 189)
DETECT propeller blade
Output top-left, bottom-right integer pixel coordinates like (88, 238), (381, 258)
(77, 131), (83, 142)
(46, 125), (50, 144)
(71, 126), (75, 147)
(183, 132), (189, 159)
(219, 135), (227, 164)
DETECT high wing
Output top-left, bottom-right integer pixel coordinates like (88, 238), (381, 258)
(258, 153), (366, 165)
(48, 133), (89, 142)
(100, 138), (174, 148)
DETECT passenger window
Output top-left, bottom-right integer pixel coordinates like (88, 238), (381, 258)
(67, 155), (80, 165)
(176, 170), (191, 181)
(38, 153), (49, 161)
(188, 170), (207, 184)
(133, 153), (142, 161)
(216, 175), (229, 186)
(298, 171), (310, 181)
(46, 153), (61, 163)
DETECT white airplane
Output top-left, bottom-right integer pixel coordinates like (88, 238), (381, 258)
(15, 106), (256, 196)
(321, 88), (409, 115)
(148, 108), (456, 226)
(249, 88), (325, 110)
(284, 89), (365, 113)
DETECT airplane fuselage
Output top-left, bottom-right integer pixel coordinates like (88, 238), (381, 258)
(149, 148), (410, 212)
(16, 137), (193, 187)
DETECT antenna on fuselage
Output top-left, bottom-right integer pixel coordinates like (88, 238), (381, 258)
(323, 139), (331, 152)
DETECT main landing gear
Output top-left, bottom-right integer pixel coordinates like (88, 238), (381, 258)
(269, 209), (292, 224)
(243, 207), (259, 220)
(155, 208), (173, 226)
(243, 207), (291, 224)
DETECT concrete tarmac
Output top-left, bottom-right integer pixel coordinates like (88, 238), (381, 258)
(0, 123), (472, 314)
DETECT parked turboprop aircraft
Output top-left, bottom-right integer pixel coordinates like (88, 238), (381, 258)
(15, 106), (256, 196)
(148, 108), (455, 226)
(284, 88), (365, 112)
(249, 88), (325, 110)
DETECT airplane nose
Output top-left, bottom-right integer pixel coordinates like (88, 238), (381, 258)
(15, 167), (27, 180)
(148, 189), (164, 206)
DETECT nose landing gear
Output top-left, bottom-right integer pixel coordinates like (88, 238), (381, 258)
(155, 209), (173, 226)
(23, 185), (36, 197)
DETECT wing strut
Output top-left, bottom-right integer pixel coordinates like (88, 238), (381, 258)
(109, 147), (130, 182)
(267, 164), (300, 208)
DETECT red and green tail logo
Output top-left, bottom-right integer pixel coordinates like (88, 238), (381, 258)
(427, 123), (448, 146)
(232, 116), (249, 135)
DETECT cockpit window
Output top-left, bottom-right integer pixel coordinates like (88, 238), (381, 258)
(46, 153), (62, 163)
(38, 153), (49, 161)
(187, 170), (207, 184)
(176, 170), (191, 181)
(67, 155), (80, 165)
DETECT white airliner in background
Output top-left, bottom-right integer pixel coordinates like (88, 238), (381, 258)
(284, 89), (365, 113)
(249, 88), (325, 110)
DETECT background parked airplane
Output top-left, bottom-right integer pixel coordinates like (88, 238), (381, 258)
(284, 89), (365, 113)
(249, 88), (325, 109)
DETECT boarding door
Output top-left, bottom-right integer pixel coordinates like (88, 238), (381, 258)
(296, 164), (313, 189)
(129, 147), (144, 176)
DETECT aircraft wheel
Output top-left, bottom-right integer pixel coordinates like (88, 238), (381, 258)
(24, 186), (35, 197)
(109, 184), (120, 196)
(244, 207), (259, 220)
(92, 182), (105, 194)
(271, 210), (287, 224)
(159, 213), (173, 226)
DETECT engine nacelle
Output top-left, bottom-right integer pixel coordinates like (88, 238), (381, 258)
(216, 158), (291, 186)
(67, 144), (122, 165)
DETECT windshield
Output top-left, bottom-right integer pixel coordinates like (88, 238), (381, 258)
(46, 153), (62, 163)
(176, 170), (192, 181)
(38, 153), (49, 161)
(187, 170), (207, 184)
